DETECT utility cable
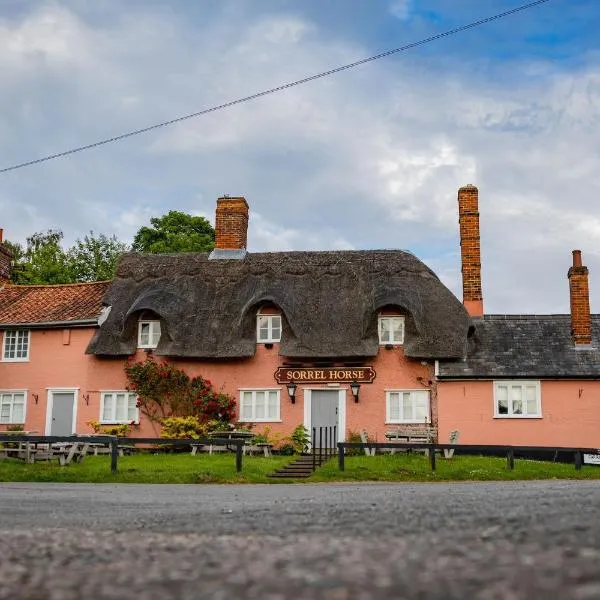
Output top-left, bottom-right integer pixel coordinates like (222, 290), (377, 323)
(0, 0), (553, 174)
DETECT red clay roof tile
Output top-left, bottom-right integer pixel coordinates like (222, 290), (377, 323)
(0, 281), (109, 326)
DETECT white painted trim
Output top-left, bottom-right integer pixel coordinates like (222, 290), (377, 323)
(385, 389), (431, 424)
(238, 388), (281, 422)
(1, 329), (31, 362)
(0, 389), (27, 425)
(45, 388), (79, 435)
(137, 320), (161, 349)
(493, 380), (542, 419)
(256, 314), (282, 343)
(99, 391), (139, 424)
(434, 360), (439, 378)
(377, 316), (405, 345)
(303, 387), (347, 444)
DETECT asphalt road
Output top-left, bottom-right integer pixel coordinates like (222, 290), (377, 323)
(1, 481), (599, 600)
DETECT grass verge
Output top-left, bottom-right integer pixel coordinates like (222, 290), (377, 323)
(0, 453), (598, 484)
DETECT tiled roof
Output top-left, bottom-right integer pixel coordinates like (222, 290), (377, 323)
(0, 281), (109, 326)
(438, 315), (600, 379)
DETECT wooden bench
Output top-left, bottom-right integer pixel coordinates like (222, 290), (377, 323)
(385, 427), (438, 456)
(0, 445), (38, 463)
(243, 443), (274, 457)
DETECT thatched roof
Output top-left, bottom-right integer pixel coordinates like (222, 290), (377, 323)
(86, 250), (470, 359)
(438, 315), (600, 378)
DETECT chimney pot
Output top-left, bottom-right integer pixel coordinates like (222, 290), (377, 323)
(572, 249), (582, 267)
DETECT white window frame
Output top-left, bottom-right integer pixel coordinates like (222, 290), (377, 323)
(100, 391), (140, 424)
(385, 389), (430, 424)
(137, 320), (161, 349)
(256, 314), (282, 343)
(378, 316), (405, 345)
(238, 388), (281, 422)
(2, 330), (31, 362)
(493, 381), (542, 419)
(0, 390), (27, 424)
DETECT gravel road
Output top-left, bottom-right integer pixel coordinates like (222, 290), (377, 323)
(1, 481), (599, 599)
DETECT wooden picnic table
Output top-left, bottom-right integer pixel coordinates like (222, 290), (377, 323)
(191, 430), (255, 455)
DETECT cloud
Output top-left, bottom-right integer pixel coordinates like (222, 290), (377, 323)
(1, 2), (600, 315)
(389, 0), (411, 21)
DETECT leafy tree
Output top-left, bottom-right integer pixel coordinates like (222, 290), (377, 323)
(132, 210), (215, 254)
(67, 232), (128, 282)
(10, 230), (71, 285)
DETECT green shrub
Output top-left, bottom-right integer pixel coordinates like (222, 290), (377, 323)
(160, 416), (208, 439)
(290, 424), (311, 454)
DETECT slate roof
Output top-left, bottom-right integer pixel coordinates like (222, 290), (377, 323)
(0, 282), (110, 326)
(87, 250), (471, 359)
(438, 315), (600, 379)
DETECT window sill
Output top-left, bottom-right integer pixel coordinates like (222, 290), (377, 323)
(1, 358), (30, 363)
(99, 421), (140, 425)
(493, 415), (543, 420)
(385, 422), (432, 425)
(238, 419), (282, 424)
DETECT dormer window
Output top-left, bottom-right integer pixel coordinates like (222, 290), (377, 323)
(257, 314), (281, 343)
(378, 316), (404, 345)
(138, 320), (161, 349)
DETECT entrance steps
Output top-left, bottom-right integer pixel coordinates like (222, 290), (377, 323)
(268, 454), (334, 479)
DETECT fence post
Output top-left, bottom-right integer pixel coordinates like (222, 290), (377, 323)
(325, 427), (329, 460)
(506, 449), (514, 470)
(429, 445), (436, 471)
(312, 428), (316, 471)
(334, 425), (337, 454)
(319, 427), (323, 465)
(110, 437), (118, 474)
(235, 441), (243, 473)
(338, 443), (345, 471)
(575, 450), (582, 471)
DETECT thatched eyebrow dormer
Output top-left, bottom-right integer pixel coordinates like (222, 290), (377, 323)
(86, 250), (470, 359)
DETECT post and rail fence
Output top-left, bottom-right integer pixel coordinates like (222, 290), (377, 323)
(336, 441), (600, 472)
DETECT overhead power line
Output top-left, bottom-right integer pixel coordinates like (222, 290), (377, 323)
(1, 0), (553, 175)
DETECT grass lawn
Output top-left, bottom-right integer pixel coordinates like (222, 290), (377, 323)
(1, 453), (599, 484)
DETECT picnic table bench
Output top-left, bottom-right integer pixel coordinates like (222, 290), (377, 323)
(385, 427), (438, 455)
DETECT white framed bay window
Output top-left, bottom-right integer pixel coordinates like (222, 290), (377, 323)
(386, 390), (430, 424)
(494, 381), (541, 418)
(239, 389), (281, 422)
(100, 391), (139, 424)
(0, 391), (26, 424)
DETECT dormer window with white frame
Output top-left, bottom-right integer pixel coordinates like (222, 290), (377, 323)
(257, 314), (281, 343)
(138, 320), (161, 349)
(378, 316), (404, 345)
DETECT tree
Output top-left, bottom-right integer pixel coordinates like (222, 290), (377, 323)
(67, 232), (128, 282)
(10, 230), (72, 285)
(132, 210), (215, 254)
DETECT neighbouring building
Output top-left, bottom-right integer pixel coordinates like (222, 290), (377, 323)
(0, 189), (598, 446)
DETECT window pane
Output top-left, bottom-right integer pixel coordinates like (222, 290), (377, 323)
(391, 319), (403, 343)
(151, 322), (161, 346)
(102, 395), (113, 421)
(127, 395), (138, 421)
(496, 386), (508, 414)
(255, 392), (265, 419)
(402, 392), (413, 421)
(115, 393), (127, 421)
(525, 386), (538, 415)
(379, 319), (391, 342)
(389, 393), (400, 421)
(139, 323), (150, 345)
(12, 401), (24, 423)
(241, 392), (253, 419)
(511, 386), (523, 415)
(267, 391), (278, 418)
(415, 392), (429, 422)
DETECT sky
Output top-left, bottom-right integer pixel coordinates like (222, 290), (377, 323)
(1, 0), (599, 314)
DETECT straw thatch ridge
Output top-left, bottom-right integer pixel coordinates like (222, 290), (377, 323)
(86, 250), (470, 359)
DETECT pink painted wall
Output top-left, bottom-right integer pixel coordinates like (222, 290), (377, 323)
(438, 380), (600, 447)
(1, 327), (432, 441)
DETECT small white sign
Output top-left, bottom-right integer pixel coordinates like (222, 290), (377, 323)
(583, 453), (600, 466)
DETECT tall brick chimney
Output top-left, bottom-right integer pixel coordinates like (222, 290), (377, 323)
(214, 196), (249, 250)
(568, 249), (592, 346)
(458, 184), (483, 317)
(0, 228), (13, 285)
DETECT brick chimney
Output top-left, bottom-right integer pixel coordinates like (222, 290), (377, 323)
(568, 249), (592, 346)
(214, 196), (249, 250)
(458, 184), (483, 317)
(0, 228), (13, 285)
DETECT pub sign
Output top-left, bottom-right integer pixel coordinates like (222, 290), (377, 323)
(274, 366), (376, 384)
